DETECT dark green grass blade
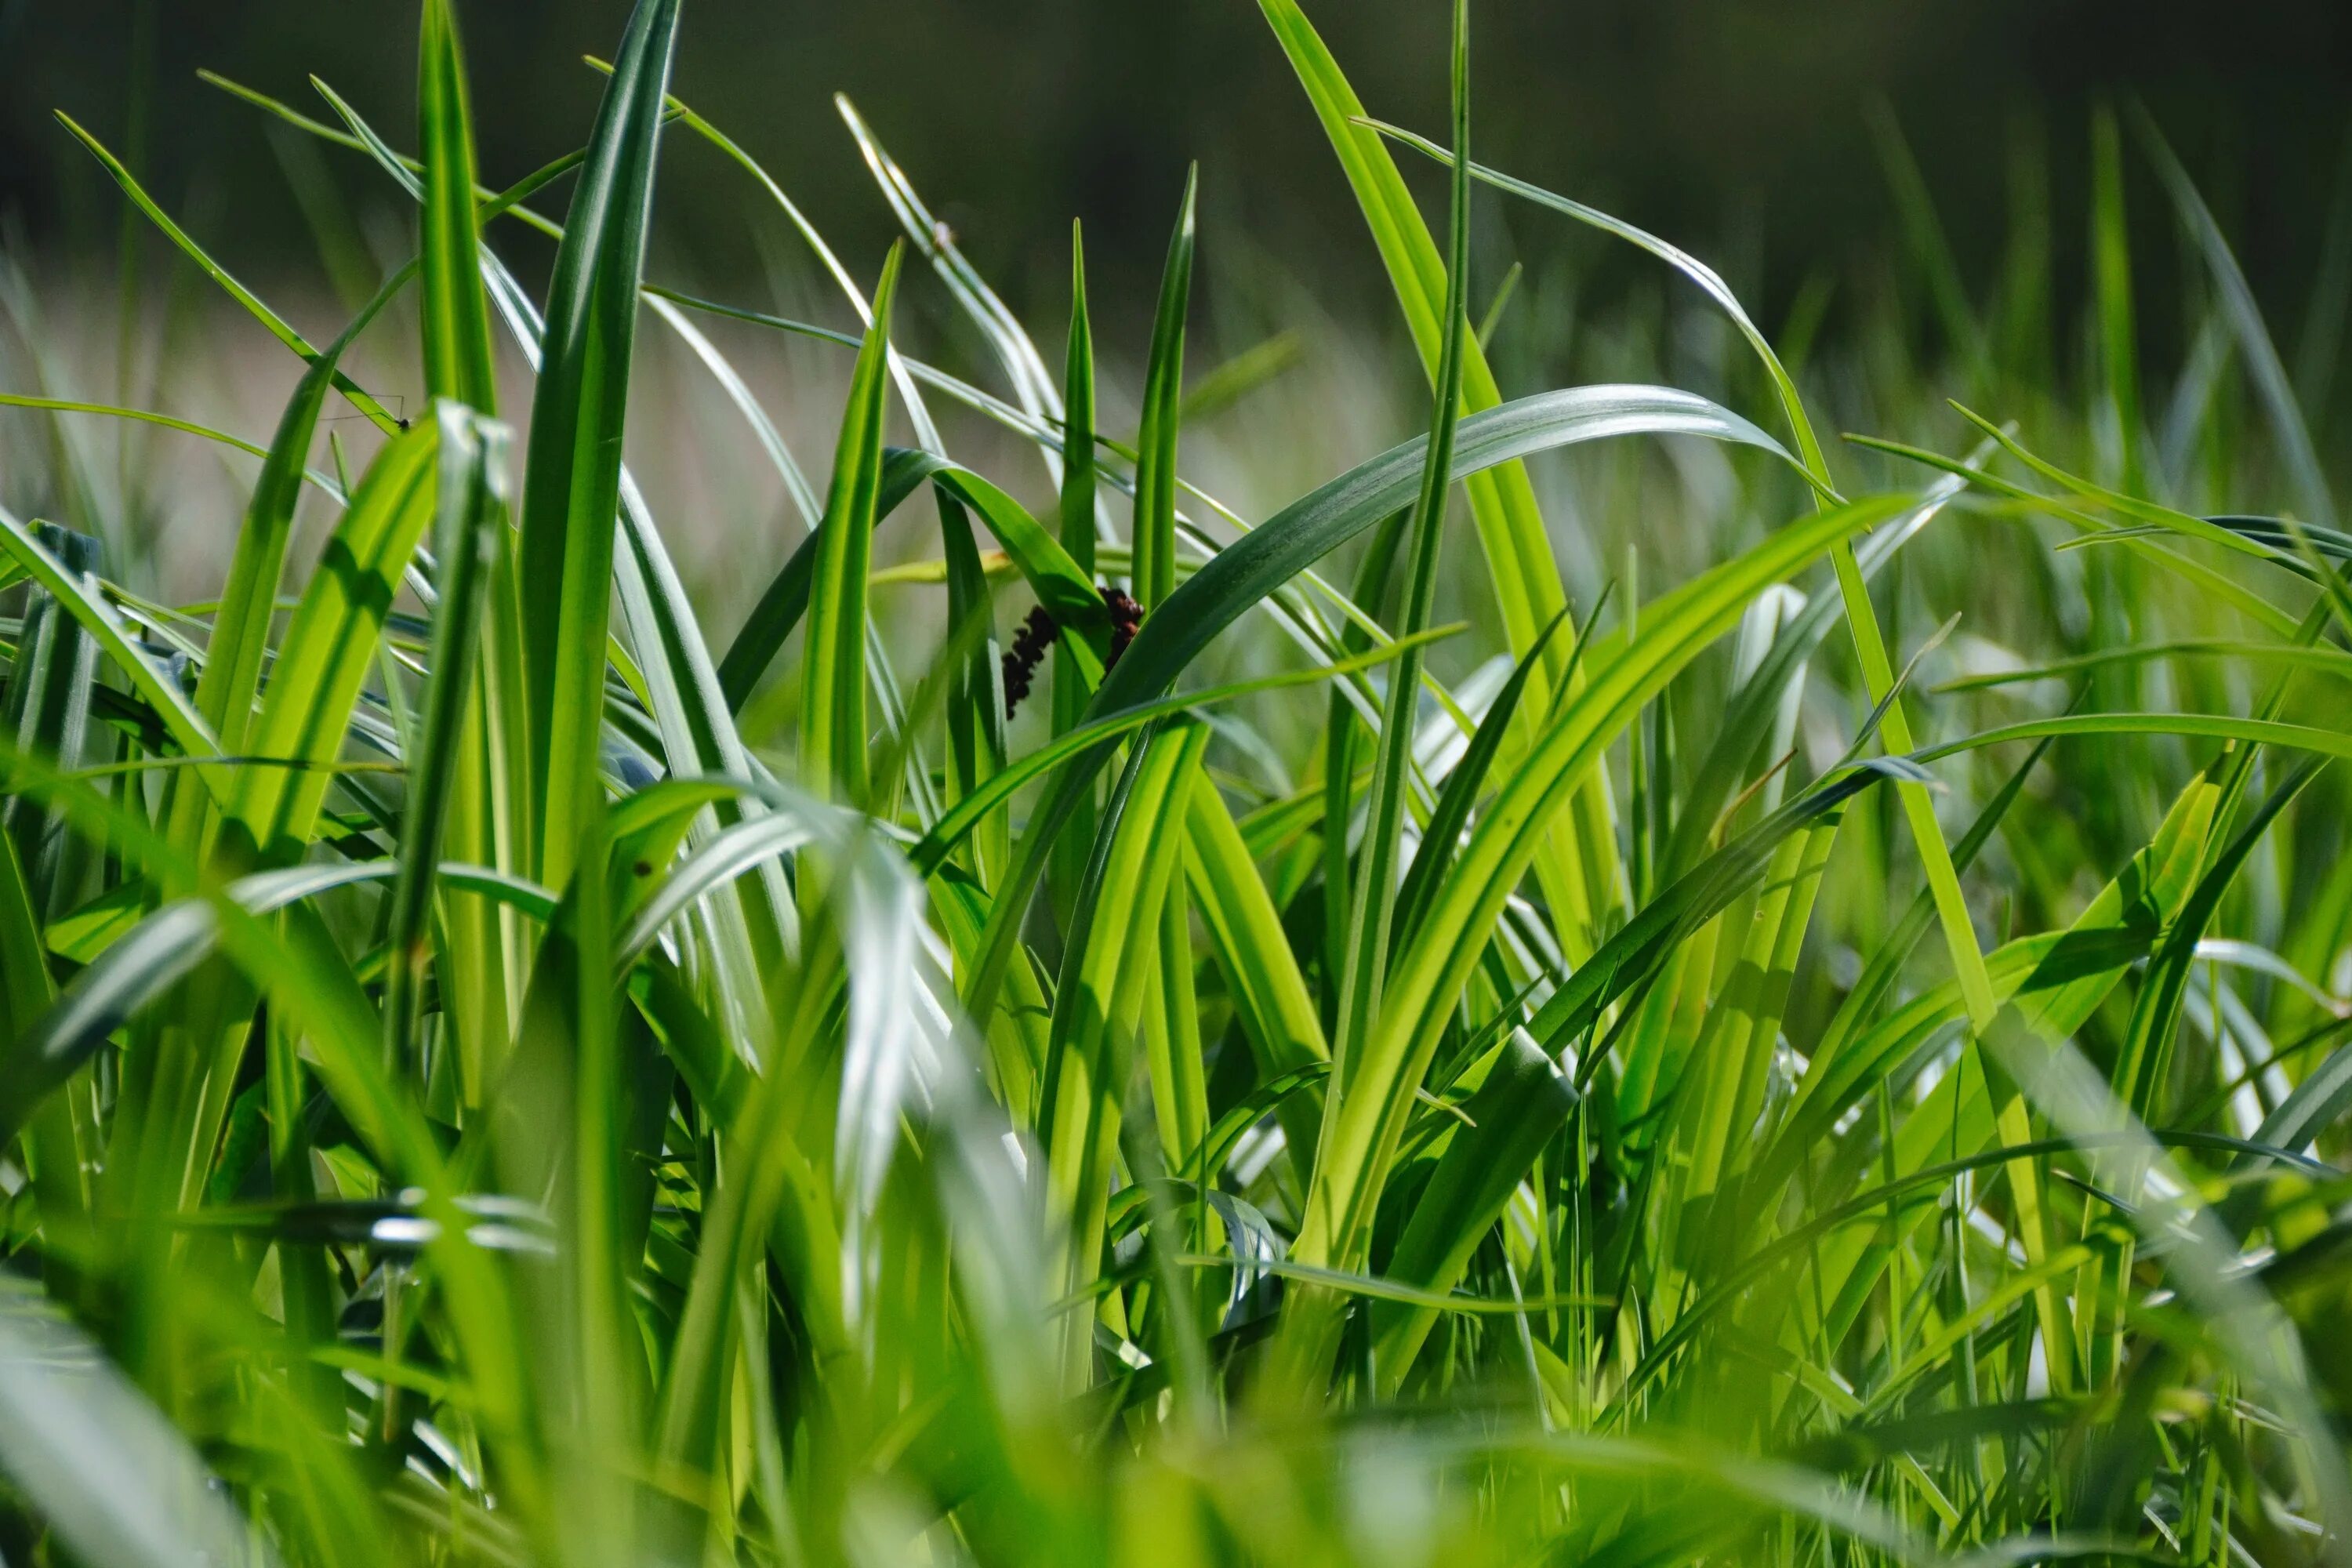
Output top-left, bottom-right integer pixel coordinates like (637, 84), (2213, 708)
(1330, 0), (1473, 1096)
(800, 244), (902, 808)
(1370, 1028), (1577, 1387)
(515, 0), (680, 884)
(1132, 169), (1196, 611)
(419, 0), (499, 412)
(383, 406), (510, 1078)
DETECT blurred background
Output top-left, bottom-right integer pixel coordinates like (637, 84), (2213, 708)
(1, 0), (2349, 627)
(5, 0), (2350, 338)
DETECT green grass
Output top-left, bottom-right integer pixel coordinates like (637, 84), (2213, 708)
(2, 1), (2352, 1564)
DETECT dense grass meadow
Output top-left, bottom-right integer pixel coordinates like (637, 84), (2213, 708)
(7, 0), (2352, 1563)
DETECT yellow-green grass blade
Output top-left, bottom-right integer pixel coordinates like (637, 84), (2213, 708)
(223, 418), (441, 866)
(1370, 114), (2001, 1049)
(1273, 493), (1913, 1385)
(1053, 226), (1103, 924)
(418, 0), (525, 1097)
(1256, 0), (1623, 950)
(958, 384), (1800, 1025)
(0, 394), (339, 494)
(1039, 720), (1209, 1390)
(163, 267), (414, 862)
(1184, 774), (1328, 1182)
(515, 0), (680, 887)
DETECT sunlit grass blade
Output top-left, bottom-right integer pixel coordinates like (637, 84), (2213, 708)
(223, 418), (440, 866)
(1040, 720), (1210, 1388)
(56, 112), (401, 434)
(1275, 492), (1912, 1383)
(959, 384), (1800, 1022)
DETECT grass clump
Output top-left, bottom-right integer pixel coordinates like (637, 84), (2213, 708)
(2, 2), (2352, 1565)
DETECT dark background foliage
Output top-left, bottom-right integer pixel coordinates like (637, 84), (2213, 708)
(2, 0), (2349, 347)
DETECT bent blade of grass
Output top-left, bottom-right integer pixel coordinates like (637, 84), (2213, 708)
(606, 68), (947, 454)
(1258, 0), (1625, 953)
(959, 384), (1801, 1024)
(1367, 114), (1998, 1044)
(2134, 106), (2337, 532)
(56, 113), (401, 435)
(225, 417), (441, 864)
(1273, 493), (1913, 1385)
(1040, 720), (1210, 1389)
(837, 93), (1069, 482)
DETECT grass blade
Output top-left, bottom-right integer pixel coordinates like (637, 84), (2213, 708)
(800, 245), (904, 808)
(516, 0), (681, 884)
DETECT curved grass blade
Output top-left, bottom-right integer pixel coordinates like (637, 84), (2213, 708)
(223, 418), (441, 866)
(958, 384), (1801, 1022)
(56, 112), (401, 434)
(1272, 493), (1911, 1385)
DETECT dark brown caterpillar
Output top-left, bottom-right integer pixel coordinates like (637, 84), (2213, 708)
(1001, 586), (1144, 718)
